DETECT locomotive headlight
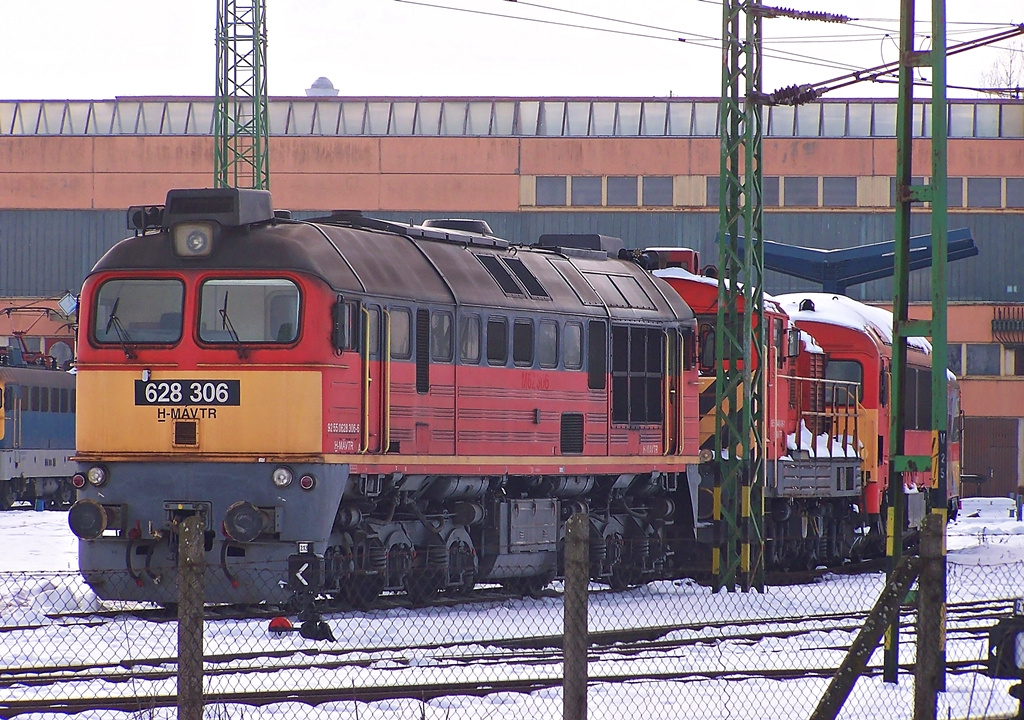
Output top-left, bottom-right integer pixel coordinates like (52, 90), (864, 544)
(172, 222), (215, 258)
(272, 467), (293, 488)
(86, 466), (108, 487)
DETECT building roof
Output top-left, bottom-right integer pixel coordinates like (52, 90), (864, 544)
(1, 96), (1020, 139)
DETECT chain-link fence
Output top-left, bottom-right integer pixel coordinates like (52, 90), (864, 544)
(2, 515), (1023, 720)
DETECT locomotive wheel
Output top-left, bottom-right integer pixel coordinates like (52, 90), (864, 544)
(447, 570), (476, 597)
(503, 572), (554, 598)
(346, 576), (385, 609)
(609, 564), (642, 590)
(405, 570), (441, 605)
(48, 480), (75, 509)
(0, 482), (16, 511)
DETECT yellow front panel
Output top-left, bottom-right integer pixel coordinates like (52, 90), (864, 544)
(77, 370), (322, 454)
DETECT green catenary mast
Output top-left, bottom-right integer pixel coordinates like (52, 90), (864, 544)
(715, 0), (765, 592)
(214, 0), (270, 190)
(884, 0), (948, 687)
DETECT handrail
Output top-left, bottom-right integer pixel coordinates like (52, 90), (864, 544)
(779, 374), (863, 459)
(358, 307), (371, 454)
(663, 329), (673, 456)
(382, 309), (392, 455)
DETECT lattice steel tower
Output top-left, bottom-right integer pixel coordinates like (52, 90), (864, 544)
(714, 0), (765, 593)
(214, 0), (269, 189)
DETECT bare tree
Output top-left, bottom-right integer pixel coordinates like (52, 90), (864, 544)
(981, 40), (1024, 98)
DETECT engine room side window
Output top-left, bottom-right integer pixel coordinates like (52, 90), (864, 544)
(513, 319), (534, 367)
(460, 315), (481, 364)
(487, 317), (509, 366)
(430, 311), (453, 362)
(538, 320), (558, 368)
(390, 307), (412, 359)
(564, 322), (583, 370)
(199, 278), (300, 344)
(94, 278), (185, 345)
(611, 325), (664, 424)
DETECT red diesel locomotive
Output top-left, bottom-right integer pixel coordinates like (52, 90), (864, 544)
(68, 188), (700, 605)
(66, 188), (960, 605)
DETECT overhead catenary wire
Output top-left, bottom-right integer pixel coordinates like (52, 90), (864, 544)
(395, 0), (878, 75)
(396, 0), (1023, 96)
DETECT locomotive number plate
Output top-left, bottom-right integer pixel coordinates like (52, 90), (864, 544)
(135, 380), (241, 406)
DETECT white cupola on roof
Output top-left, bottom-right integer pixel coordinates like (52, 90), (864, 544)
(305, 77), (339, 97)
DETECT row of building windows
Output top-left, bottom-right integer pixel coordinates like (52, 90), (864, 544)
(1, 385), (76, 413)
(947, 344), (1024, 378)
(3, 98), (1022, 139)
(531, 175), (1024, 210)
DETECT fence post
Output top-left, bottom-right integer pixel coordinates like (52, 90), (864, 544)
(564, 512), (589, 720)
(915, 513), (944, 720)
(178, 515), (205, 720)
(810, 554), (920, 720)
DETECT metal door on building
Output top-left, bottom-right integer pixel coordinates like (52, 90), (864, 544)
(962, 417), (1020, 498)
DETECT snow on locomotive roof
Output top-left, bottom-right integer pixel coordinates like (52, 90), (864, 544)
(776, 292), (932, 354)
(800, 330), (824, 355)
(654, 267), (788, 318)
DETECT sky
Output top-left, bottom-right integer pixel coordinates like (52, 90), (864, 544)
(0, 1), (1021, 101)
(3, 497), (1024, 719)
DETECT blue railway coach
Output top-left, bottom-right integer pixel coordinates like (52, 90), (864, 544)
(0, 350), (77, 509)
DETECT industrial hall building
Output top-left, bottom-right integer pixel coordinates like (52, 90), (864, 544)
(0, 94), (1021, 493)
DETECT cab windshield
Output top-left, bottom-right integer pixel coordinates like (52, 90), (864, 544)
(198, 279), (300, 344)
(93, 279), (184, 345)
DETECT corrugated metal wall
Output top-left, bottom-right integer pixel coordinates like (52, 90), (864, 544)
(0, 209), (123, 297)
(0, 208), (1019, 303)
(963, 417), (1021, 498)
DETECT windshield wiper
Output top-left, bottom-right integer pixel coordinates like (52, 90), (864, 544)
(219, 292), (249, 359)
(104, 297), (137, 359)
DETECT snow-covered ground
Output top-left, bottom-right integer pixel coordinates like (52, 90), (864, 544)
(3, 498), (1024, 719)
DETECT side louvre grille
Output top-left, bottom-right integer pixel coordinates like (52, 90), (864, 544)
(560, 412), (584, 454)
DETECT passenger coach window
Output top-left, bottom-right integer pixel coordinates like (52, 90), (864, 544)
(390, 308), (412, 359)
(94, 278), (184, 345)
(199, 279), (299, 344)
(539, 320), (558, 368)
(487, 317), (508, 366)
(460, 315), (481, 364)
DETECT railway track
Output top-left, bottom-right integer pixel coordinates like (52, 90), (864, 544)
(0, 597), (1010, 716)
(0, 658), (995, 716)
